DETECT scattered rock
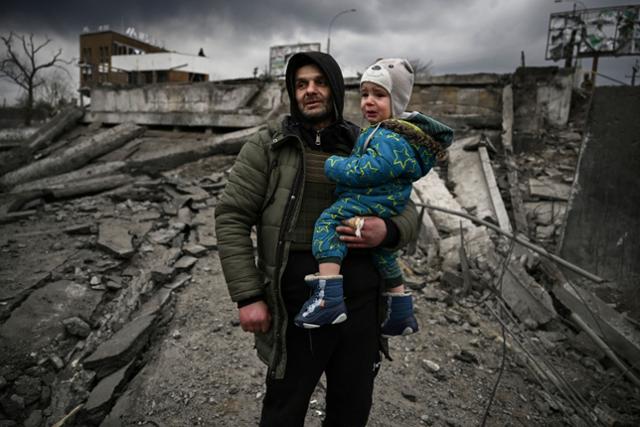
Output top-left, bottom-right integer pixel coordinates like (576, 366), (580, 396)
(0, 394), (25, 419)
(401, 388), (418, 402)
(421, 359), (441, 373)
(184, 243), (207, 257)
(83, 313), (156, 378)
(174, 255), (198, 270)
(63, 316), (92, 338)
(49, 355), (64, 370)
(13, 375), (41, 405)
(453, 350), (479, 364)
(23, 410), (42, 427)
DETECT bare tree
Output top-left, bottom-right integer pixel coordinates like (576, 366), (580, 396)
(38, 70), (75, 110)
(0, 32), (71, 125)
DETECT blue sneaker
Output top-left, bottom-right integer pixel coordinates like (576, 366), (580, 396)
(381, 292), (419, 337)
(294, 274), (347, 329)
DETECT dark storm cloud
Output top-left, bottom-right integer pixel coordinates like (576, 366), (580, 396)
(0, 0), (637, 104)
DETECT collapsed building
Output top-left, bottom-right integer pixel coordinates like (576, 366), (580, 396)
(0, 67), (638, 426)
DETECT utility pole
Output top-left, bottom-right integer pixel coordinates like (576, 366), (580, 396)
(327, 9), (356, 55)
(627, 60), (639, 86)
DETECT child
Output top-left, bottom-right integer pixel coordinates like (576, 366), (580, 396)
(294, 58), (454, 336)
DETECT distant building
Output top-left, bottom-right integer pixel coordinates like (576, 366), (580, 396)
(79, 30), (211, 96)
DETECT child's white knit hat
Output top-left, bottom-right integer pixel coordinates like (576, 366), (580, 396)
(360, 58), (415, 117)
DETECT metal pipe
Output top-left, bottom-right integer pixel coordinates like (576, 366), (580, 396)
(416, 203), (607, 284)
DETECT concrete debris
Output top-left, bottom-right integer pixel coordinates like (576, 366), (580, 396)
(528, 177), (571, 201)
(97, 220), (135, 258)
(83, 313), (156, 378)
(0, 122), (144, 190)
(80, 361), (135, 423)
(62, 316), (92, 338)
(174, 255), (198, 270)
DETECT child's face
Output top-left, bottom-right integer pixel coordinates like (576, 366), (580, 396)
(360, 82), (392, 124)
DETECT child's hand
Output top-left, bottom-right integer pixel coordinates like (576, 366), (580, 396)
(337, 216), (387, 248)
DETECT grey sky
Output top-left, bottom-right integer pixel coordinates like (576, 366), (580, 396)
(0, 0), (637, 105)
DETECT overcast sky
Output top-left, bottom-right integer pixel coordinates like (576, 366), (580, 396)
(0, 0), (637, 105)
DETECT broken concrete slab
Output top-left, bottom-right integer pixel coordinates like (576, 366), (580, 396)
(97, 221), (134, 258)
(164, 273), (192, 291)
(80, 361), (135, 425)
(174, 256), (198, 271)
(126, 126), (265, 175)
(528, 177), (571, 201)
(524, 201), (567, 226)
(137, 287), (173, 319)
(412, 172), (474, 236)
(0, 107), (84, 176)
(553, 281), (640, 372)
(12, 161), (127, 194)
(495, 253), (557, 326)
(183, 243), (207, 257)
(193, 207), (217, 248)
(83, 313), (156, 378)
(448, 135), (498, 224)
(0, 245), (75, 320)
(0, 280), (103, 365)
(0, 123), (144, 190)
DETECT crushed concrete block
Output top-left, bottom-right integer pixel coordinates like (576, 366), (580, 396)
(0, 280), (103, 363)
(97, 220), (134, 258)
(148, 223), (184, 245)
(63, 316), (92, 338)
(83, 314), (156, 378)
(535, 225), (556, 240)
(528, 177), (571, 201)
(81, 361), (134, 423)
(64, 223), (95, 235)
(184, 243), (207, 257)
(23, 409), (43, 427)
(150, 265), (176, 284)
(137, 288), (173, 318)
(524, 201), (567, 225)
(13, 375), (41, 405)
(164, 273), (191, 291)
(174, 256), (198, 270)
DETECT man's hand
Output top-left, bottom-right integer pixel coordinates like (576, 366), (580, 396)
(337, 216), (387, 249)
(238, 301), (271, 333)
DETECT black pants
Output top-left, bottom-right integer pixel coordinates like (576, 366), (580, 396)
(260, 251), (382, 427)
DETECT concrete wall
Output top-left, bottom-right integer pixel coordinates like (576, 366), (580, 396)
(84, 69), (572, 132)
(345, 73), (506, 130)
(512, 67), (573, 152)
(559, 86), (640, 321)
(86, 81), (283, 128)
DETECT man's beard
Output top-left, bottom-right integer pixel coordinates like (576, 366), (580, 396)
(299, 99), (334, 124)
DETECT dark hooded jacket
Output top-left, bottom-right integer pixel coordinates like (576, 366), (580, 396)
(215, 52), (419, 379)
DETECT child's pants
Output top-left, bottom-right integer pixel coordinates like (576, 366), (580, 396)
(312, 195), (403, 287)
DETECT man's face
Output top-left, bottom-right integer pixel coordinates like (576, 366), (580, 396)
(294, 64), (333, 127)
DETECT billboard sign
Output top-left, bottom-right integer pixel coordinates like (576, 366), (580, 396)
(546, 4), (640, 61)
(269, 43), (322, 77)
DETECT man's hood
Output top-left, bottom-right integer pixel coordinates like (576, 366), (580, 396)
(285, 51), (345, 123)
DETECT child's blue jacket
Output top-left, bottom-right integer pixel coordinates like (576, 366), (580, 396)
(324, 112), (454, 215)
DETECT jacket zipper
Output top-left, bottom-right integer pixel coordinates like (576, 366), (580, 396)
(270, 135), (305, 379)
(315, 130), (321, 146)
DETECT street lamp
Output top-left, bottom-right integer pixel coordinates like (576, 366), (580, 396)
(327, 9), (356, 55)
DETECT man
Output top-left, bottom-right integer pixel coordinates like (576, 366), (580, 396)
(215, 52), (418, 427)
